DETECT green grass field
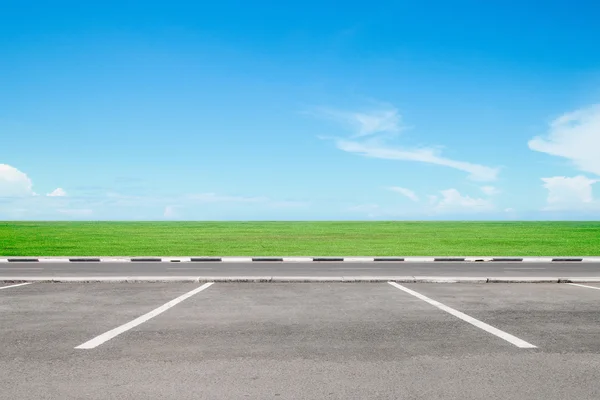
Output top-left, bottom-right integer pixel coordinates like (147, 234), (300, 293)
(1, 221), (599, 256)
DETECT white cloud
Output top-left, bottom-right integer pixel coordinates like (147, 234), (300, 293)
(388, 186), (419, 202)
(504, 208), (514, 212)
(434, 188), (494, 212)
(541, 175), (599, 210)
(528, 104), (600, 176)
(47, 188), (67, 197)
(0, 164), (35, 197)
(480, 186), (500, 196)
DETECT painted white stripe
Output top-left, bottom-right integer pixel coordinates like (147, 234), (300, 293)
(99, 258), (132, 263)
(282, 257), (313, 262)
(0, 282), (32, 290)
(522, 257), (553, 263)
(0, 259), (8, 263)
(221, 257), (253, 263)
(567, 283), (600, 291)
(343, 257), (375, 262)
(387, 282), (536, 348)
(75, 282), (213, 349)
(404, 257), (435, 262)
(38, 258), (70, 263)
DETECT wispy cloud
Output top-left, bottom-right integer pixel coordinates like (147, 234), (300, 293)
(316, 105), (499, 181)
(529, 104), (600, 176)
(388, 186), (419, 202)
(317, 107), (402, 138)
(337, 139), (499, 181)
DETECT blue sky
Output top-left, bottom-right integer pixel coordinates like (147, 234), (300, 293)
(1, 0), (600, 220)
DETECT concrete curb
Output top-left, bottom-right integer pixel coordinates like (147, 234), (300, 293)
(2, 276), (600, 283)
(2, 256), (600, 263)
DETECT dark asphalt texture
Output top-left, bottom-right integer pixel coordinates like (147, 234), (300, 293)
(2, 282), (600, 399)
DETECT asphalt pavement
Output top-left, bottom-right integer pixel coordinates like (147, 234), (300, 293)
(1, 261), (600, 278)
(2, 282), (600, 399)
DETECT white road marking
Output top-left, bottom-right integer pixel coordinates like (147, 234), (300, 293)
(0, 282), (32, 290)
(222, 257), (253, 263)
(387, 282), (537, 348)
(75, 282), (214, 349)
(522, 258), (553, 263)
(503, 268), (546, 270)
(567, 283), (600, 291)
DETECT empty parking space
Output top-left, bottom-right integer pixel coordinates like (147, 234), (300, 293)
(98, 283), (526, 363)
(404, 283), (600, 353)
(0, 283), (203, 359)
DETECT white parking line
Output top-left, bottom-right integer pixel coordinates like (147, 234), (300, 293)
(75, 282), (214, 349)
(387, 282), (537, 349)
(567, 283), (600, 291)
(0, 282), (32, 290)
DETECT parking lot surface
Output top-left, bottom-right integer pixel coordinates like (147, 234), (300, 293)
(2, 282), (600, 399)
